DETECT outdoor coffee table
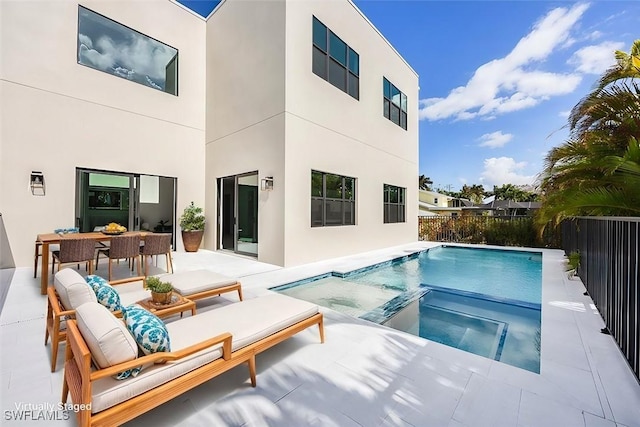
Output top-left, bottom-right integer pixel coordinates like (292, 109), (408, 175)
(136, 293), (196, 318)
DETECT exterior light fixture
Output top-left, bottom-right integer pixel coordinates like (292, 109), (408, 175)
(30, 171), (45, 196)
(261, 176), (274, 191)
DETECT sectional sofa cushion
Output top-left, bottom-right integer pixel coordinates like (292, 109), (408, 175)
(89, 293), (319, 414)
(122, 305), (171, 356)
(54, 268), (97, 309)
(85, 275), (123, 312)
(158, 270), (237, 296)
(75, 302), (138, 369)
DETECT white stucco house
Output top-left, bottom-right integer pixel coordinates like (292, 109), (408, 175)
(0, 0), (419, 268)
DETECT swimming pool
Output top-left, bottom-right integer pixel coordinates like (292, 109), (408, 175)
(272, 245), (542, 372)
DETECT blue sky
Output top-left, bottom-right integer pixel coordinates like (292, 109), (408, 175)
(179, 1), (639, 192)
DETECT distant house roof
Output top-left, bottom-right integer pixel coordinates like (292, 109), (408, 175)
(481, 200), (541, 210)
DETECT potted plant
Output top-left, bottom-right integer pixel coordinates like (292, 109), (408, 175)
(179, 201), (205, 252)
(146, 276), (174, 304)
(566, 251), (580, 279)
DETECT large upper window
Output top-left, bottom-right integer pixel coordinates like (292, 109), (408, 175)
(77, 6), (178, 95)
(311, 171), (356, 227)
(312, 16), (359, 100)
(384, 184), (406, 223)
(383, 78), (407, 130)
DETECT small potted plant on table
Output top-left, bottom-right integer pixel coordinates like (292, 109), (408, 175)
(146, 276), (174, 305)
(180, 201), (205, 252)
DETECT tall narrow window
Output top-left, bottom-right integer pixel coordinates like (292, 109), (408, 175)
(77, 6), (178, 95)
(311, 170), (356, 227)
(312, 16), (359, 100)
(384, 184), (406, 223)
(383, 78), (407, 130)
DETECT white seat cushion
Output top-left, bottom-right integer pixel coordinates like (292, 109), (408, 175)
(90, 293), (319, 414)
(54, 269), (96, 310)
(75, 302), (138, 369)
(157, 270), (238, 296)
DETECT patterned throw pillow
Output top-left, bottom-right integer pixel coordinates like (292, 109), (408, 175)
(123, 305), (171, 358)
(85, 275), (122, 312)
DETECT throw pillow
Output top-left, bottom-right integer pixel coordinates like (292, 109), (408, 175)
(123, 305), (171, 358)
(85, 275), (122, 312)
(75, 301), (138, 371)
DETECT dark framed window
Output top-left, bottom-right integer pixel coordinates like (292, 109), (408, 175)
(384, 184), (406, 223)
(383, 78), (407, 130)
(77, 6), (178, 95)
(311, 170), (356, 227)
(312, 16), (359, 100)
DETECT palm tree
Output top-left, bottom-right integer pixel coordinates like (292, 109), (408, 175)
(418, 175), (433, 191)
(537, 40), (640, 227)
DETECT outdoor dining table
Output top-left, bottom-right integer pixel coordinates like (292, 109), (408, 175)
(36, 231), (149, 294)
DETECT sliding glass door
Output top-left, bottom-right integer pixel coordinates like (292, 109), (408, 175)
(75, 168), (177, 247)
(218, 172), (258, 256)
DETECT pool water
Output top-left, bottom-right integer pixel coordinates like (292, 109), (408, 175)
(274, 246), (542, 372)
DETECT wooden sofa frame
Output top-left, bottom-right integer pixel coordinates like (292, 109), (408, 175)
(45, 277), (143, 372)
(62, 311), (324, 427)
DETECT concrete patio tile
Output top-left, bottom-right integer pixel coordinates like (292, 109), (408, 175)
(452, 373), (521, 427)
(588, 344), (640, 427)
(388, 369), (465, 427)
(540, 317), (591, 372)
(486, 357), (603, 417)
(517, 390), (585, 427)
(583, 412), (618, 427)
(420, 339), (493, 377)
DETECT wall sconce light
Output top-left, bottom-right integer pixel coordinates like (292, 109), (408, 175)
(30, 171), (45, 196)
(261, 176), (274, 191)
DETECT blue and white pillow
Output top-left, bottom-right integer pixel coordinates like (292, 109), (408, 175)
(85, 275), (122, 312)
(123, 305), (171, 357)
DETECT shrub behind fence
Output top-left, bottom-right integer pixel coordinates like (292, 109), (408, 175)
(418, 215), (556, 248)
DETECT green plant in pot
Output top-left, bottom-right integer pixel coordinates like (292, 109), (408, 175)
(179, 201), (205, 252)
(147, 276), (174, 305)
(566, 251), (580, 279)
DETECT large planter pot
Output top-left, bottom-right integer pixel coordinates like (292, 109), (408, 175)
(182, 230), (204, 252)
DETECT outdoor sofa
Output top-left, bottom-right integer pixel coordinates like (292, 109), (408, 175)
(62, 294), (324, 427)
(45, 268), (244, 372)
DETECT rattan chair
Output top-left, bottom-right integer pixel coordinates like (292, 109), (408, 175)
(51, 238), (97, 275)
(95, 234), (141, 280)
(140, 233), (173, 276)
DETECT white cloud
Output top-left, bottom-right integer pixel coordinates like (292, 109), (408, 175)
(478, 131), (513, 148)
(559, 109), (571, 118)
(479, 157), (536, 187)
(419, 3), (588, 122)
(588, 30), (603, 40)
(569, 41), (625, 74)
(458, 177), (468, 185)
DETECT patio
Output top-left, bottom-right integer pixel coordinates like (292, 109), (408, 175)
(1, 243), (639, 426)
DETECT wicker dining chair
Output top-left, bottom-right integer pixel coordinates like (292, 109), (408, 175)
(95, 234), (141, 280)
(51, 238), (97, 275)
(140, 233), (173, 276)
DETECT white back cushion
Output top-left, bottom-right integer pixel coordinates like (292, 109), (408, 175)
(54, 269), (97, 309)
(75, 302), (138, 369)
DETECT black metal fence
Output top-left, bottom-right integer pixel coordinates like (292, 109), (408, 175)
(561, 217), (639, 380)
(418, 215), (557, 248)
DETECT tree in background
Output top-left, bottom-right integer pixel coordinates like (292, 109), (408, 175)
(459, 184), (486, 204)
(537, 40), (640, 227)
(492, 184), (539, 202)
(419, 175), (433, 190)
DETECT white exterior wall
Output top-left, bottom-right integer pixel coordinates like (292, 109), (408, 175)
(282, 1), (419, 266)
(205, 0), (287, 266)
(0, 1), (206, 266)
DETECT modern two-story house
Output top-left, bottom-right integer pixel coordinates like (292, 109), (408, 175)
(0, 0), (419, 268)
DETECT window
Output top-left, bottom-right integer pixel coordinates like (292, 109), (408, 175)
(311, 171), (356, 226)
(312, 16), (359, 100)
(383, 78), (407, 129)
(77, 6), (178, 95)
(434, 198), (438, 204)
(384, 184), (406, 223)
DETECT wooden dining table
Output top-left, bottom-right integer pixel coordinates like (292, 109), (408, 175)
(36, 231), (149, 295)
